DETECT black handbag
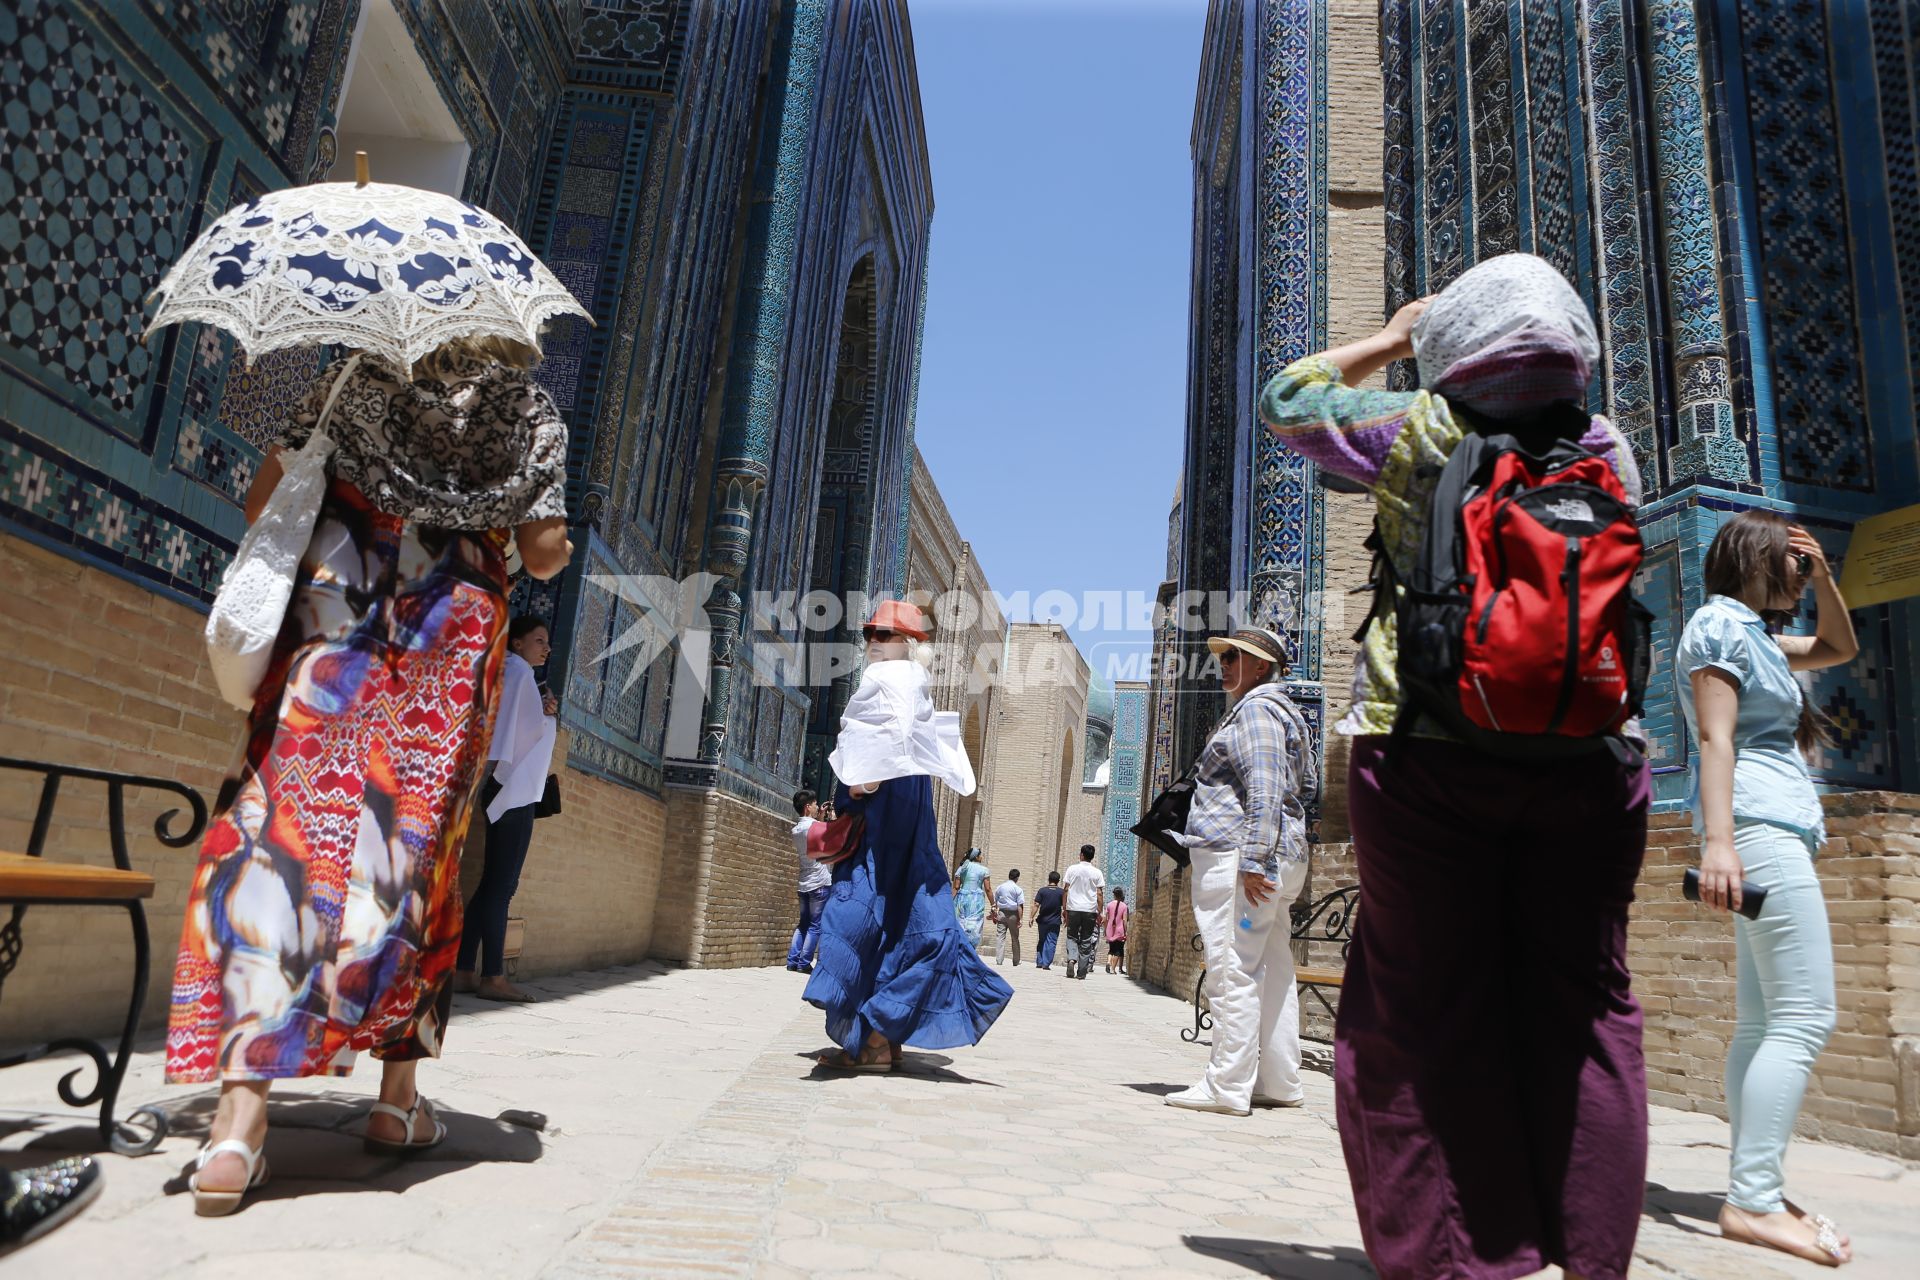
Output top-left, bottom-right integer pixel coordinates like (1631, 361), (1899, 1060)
(1130, 772), (1196, 868)
(534, 773), (562, 819)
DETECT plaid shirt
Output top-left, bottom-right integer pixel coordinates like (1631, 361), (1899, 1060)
(1176, 684), (1314, 880)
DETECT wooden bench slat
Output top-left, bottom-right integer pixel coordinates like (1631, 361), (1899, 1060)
(0, 852), (155, 902)
(1297, 966), (1344, 988)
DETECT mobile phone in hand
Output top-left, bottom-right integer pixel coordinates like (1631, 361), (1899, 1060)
(1682, 867), (1767, 920)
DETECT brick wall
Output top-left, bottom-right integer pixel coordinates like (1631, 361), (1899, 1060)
(1307, 0), (1383, 842)
(0, 529), (666, 1041)
(458, 737), (666, 976)
(1635, 792), (1920, 1158)
(650, 788), (802, 970)
(0, 531), (243, 1039)
(1136, 793), (1920, 1157)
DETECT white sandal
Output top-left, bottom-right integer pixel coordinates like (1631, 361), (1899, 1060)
(188, 1139), (269, 1217)
(364, 1094), (447, 1156)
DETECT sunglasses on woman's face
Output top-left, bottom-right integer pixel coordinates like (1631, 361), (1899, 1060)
(863, 628), (898, 642)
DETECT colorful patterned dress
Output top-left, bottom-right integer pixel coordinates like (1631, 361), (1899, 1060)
(167, 354), (566, 1083)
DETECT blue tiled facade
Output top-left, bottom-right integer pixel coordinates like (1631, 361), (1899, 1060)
(0, 0), (931, 816)
(1164, 1), (1332, 835)
(1378, 0), (1919, 805)
(1100, 682), (1149, 901)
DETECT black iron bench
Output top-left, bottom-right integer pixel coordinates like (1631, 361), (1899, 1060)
(0, 757), (207, 1154)
(1182, 883), (1359, 1043)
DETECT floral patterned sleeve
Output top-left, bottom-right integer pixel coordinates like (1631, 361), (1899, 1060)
(511, 375), (569, 525)
(1257, 355), (1435, 488)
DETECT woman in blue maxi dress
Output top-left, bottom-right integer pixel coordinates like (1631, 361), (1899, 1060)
(802, 602), (1013, 1070)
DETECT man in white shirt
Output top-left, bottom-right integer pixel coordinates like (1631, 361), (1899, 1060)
(1062, 845), (1106, 980)
(786, 790), (831, 973)
(992, 869), (1027, 966)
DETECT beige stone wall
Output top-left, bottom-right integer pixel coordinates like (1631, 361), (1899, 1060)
(907, 449), (1006, 866)
(0, 532), (243, 1039)
(978, 625), (1088, 892)
(1136, 792), (1920, 1156)
(1636, 794), (1920, 1158)
(0, 530), (664, 1041)
(458, 739), (667, 975)
(1312, 0), (1386, 842)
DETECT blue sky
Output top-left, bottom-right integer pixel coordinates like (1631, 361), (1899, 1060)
(908, 0), (1206, 684)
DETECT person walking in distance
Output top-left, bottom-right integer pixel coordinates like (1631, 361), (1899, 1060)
(1164, 627), (1313, 1115)
(1680, 512), (1858, 1266)
(952, 848), (992, 948)
(787, 790), (831, 974)
(1033, 871), (1065, 969)
(1261, 253), (1652, 1279)
(1062, 846), (1105, 980)
(993, 868), (1026, 966)
(454, 614), (561, 1002)
(1101, 887), (1130, 975)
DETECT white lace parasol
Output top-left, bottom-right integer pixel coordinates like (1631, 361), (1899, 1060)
(145, 180), (591, 370)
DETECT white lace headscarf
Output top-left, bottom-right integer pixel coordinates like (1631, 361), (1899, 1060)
(1410, 253), (1600, 416)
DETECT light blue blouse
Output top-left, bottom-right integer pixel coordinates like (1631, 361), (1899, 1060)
(1675, 595), (1824, 847)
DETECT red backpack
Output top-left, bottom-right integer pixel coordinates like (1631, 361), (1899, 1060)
(1379, 403), (1652, 756)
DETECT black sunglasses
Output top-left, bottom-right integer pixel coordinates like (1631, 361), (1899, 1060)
(863, 627), (898, 642)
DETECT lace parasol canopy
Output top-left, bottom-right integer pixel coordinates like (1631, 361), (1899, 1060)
(145, 180), (591, 371)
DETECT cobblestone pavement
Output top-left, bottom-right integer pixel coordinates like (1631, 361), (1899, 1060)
(3, 961), (1914, 1278)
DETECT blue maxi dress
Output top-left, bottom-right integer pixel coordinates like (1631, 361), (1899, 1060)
(802, 775), (1013, 1056)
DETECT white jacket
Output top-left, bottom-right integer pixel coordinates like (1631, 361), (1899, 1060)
(827, 659), (976, 796)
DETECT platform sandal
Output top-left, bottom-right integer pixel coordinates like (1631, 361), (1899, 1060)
(189, 1139), (269, 1217)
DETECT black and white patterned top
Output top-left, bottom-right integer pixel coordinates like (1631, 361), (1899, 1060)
(276, 354), (568, 530)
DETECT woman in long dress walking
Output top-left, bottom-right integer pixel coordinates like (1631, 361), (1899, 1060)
(168, 336), (571, 1214)
(952, 849), (991, 946)
(803, 601), (1013, 1070)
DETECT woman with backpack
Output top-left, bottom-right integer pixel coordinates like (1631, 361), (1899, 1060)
(1259, 254), (1649, 1280)
(1679, 511), (1857, 1266)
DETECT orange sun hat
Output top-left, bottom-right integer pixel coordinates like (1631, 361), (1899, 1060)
(862, 598), (930, 641)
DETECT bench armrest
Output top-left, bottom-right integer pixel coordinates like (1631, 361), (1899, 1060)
(0, 757), (209, 873)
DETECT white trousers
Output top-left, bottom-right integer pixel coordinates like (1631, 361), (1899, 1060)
(1189, 847), (1310, 1110)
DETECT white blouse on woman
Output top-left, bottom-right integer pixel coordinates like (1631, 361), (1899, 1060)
(487, 651), (556, 821)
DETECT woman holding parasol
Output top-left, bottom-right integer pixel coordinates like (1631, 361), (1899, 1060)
(145, 163), (588, 1214)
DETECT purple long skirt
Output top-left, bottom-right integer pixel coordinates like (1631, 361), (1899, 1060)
(1335, 736), (1650, 1280)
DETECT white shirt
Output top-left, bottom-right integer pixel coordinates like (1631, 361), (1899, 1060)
(827, 659), (975, 794)
(487, 652), (556, 822)
(993, 881), (1026, 912)
(1063, 862), (1105, 913)
(793, 817), (830, 894)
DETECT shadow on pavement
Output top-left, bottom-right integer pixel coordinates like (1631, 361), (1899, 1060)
(795, 1050), (1002, 1087)
(1119, 1082), (1185, 1096)
(1183, 1236), (1376, 1277)
(144, 1090), (543, 1206)
(1642, 1181), (1724, 1236)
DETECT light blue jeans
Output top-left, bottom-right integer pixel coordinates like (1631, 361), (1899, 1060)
(1725, 820), (1837, 1214)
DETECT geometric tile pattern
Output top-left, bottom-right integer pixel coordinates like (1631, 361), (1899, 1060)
(1737, 0), (1878, 491)
(1100, 684), (1149, 899)
(0, 416), (228, 601)
(133, 0), (338, 167)
(1, 0), (197, 427)
(1465, 0), (1516, 259)
(1583, 0), (1659, 476)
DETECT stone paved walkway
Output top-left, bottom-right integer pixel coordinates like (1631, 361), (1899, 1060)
(3, 961), (1914, 1277)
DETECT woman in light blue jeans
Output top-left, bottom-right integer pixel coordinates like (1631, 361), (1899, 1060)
(1678, 510), (1858, 1267)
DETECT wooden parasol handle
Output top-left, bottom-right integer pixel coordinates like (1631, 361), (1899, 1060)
(354, 151), (369, 187)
